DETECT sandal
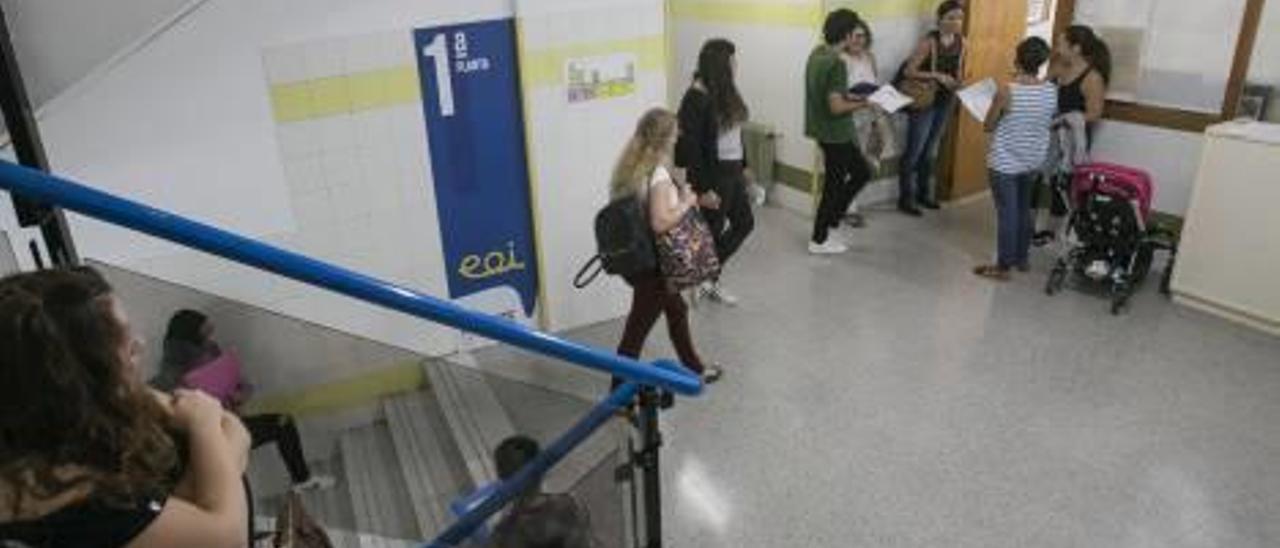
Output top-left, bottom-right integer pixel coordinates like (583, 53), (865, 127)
(973, 264), (1011, 281)
(702, 366), (724, 385)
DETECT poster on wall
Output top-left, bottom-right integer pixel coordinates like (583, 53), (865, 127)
(566, 53), (637, 103)
(414, 19), (540, 324)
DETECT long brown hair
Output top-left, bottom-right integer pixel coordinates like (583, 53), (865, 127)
(1064, 25), (1113, 85)
(609, 108), (678, 200)
(0, 267), (177, 516)
(695, 39), (748, 131)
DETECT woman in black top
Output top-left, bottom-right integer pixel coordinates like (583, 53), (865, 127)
(1052, 25), (1111, 143)
(675, 38), (754, 306)
(0, 268), (250, 547)
(1033, 24), (1112, 245)
(897, 0), (966, 215)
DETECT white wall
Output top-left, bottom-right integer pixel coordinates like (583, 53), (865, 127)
(1, 0), (195, 108)
(671, 2), (931, 176)
(15, 0), (665, 382)
(1089, 120), (1203, 215)
(33, 0), (513, 364)
(1071, 0), (1280, 217)
(669, 1), (936, 214)
(1247, 0), (1280, 123)
(517, 0), (668, 332)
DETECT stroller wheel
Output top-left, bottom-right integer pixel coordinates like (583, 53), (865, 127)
(1045, 265), (1067, 295)
(1111, 296), (1128, 315)
(1109, 281), (1130, 315)
(1160, 256), (1176, 296)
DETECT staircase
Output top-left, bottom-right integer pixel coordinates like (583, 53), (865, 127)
(249, 357), (630, 548)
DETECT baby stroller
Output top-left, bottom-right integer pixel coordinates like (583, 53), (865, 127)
(1043, 162), (1178, 314)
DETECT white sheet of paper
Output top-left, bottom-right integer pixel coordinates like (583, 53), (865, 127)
(867, 86), (913, 113)
(958, 78), (998, 121)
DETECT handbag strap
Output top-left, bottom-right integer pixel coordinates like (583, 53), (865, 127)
(573, 255), (604, 288)
(930, 35), (938, 75)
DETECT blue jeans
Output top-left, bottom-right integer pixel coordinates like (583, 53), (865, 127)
(989, 170), (1035, 268)
(898, 100), (952, 205)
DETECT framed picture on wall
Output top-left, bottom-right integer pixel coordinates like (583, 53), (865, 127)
(1028, 0), (1053, 24)
(1238, 84), (1273, 121)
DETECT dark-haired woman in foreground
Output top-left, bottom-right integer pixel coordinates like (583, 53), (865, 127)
(0, 267), (249, 547)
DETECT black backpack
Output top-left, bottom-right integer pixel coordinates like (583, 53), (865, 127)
(573, 195), (656, 288)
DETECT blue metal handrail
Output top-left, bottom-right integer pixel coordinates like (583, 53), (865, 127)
(0, 160), (703, 395)
(426, 381), (641, 547)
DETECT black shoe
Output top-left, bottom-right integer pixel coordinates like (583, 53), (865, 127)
(1032, 231), (1056, 247)
(918, 199), (941, 210)
(898, 205), (923, 217)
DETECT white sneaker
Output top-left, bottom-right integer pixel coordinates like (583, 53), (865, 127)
(808, 239), (849, 255)
(703, 282), (740, 306)
(292, 475), (336, 492)
(1085, 260), (1110, 280)
(748, 183), (767, 207)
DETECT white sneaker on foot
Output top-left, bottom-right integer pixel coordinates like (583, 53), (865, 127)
(808, 240), (848, 255)
(703, 282), (739, 306)
(748, 183), (767, 207)
(292, 475), (336, 492)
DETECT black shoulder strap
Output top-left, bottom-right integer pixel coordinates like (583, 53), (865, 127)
(573, 255), (604, 289)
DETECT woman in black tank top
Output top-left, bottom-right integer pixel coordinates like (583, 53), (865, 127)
(1057, 68), (1092, 115)
(897, 0), (966, 214)
(1052, 25), (1111, 123)
(1032, 25), (1112, 245)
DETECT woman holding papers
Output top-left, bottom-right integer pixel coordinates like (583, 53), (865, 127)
(975, 37), (1057, 280)
(897, 0), (966, 216)
(843, 18), (897, 188)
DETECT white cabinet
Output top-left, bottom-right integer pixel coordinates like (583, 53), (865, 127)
(1172, 121), (1280, 335)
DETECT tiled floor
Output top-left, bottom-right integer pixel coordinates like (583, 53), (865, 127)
(476, 199), (1280, 547)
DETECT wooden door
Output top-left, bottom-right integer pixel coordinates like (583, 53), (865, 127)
(946, 0), (1029, 200)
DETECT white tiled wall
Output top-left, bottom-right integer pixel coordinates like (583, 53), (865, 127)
(517, 0), (669, 332)
(34, 0), (511, 366)
(671, 5), (932, 172)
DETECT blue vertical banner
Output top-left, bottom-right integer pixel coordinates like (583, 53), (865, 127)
(414, 19), (539, 318)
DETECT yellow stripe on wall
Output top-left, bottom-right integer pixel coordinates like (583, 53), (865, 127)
(269, 66), (421, 123)
(670, 0), (935, 27)
(242, 360), (424, 417)
(520, 34), (666, 89)
(672, 0), (822, 27)
(825, 0), (939, 20)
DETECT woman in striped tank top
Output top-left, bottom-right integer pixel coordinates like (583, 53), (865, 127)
(974, 37), (1057, 281)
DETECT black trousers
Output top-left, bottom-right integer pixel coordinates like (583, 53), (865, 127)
(813, 141), (871, 243)
(701, 160), (755, 264)
(242, 413), (311, 484)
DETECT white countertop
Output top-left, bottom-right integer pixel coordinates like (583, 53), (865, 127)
(1206, 120), (1280, 146)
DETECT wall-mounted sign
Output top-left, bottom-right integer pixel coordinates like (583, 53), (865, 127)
(414, 19), (540, 319)
(566, 53), (637, 104)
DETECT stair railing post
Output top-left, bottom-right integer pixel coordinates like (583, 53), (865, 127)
(636, 387), (664, 548)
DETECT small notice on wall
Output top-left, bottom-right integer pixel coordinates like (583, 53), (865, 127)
(566, 53), (637, 103)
